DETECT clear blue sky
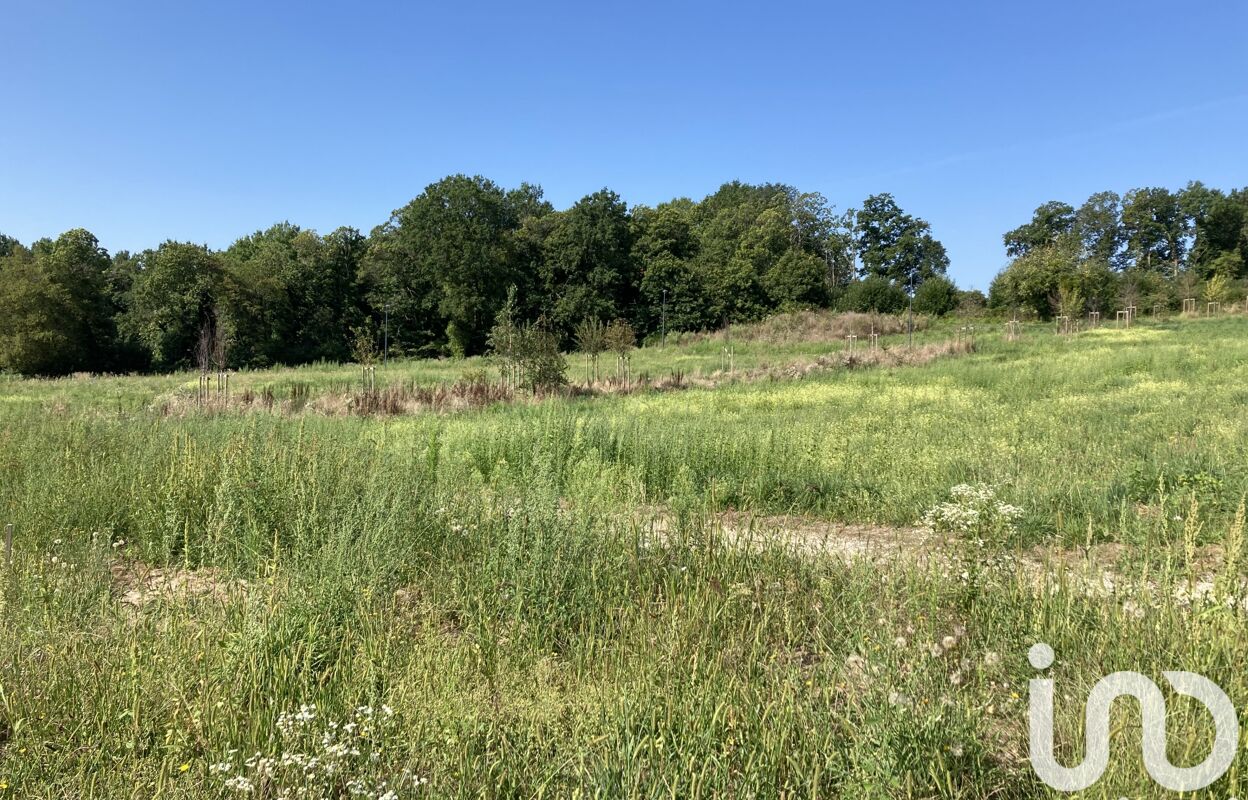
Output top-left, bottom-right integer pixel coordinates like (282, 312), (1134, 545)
(3, 0), (1246, 289)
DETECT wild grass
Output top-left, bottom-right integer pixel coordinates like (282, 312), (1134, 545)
(2, 315), (1248, 796)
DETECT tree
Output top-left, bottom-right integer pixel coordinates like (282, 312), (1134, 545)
(540, 189), (636, 341)
(1203, 273), (1232, 305)
(988, 238), (1080, 318)
(1003, 201), (1076, 258)
(823, 208), (858, 292)
(727, 204), (791, 313)
(1207, 250), (1244, 281)
(0, 229), (114, 375)
(631, 203), (698, 264)
(0, 234), (21, 258)
(362, 219), (444, 357)
(315, 227), (370, 359)
(912, 275), (959, 316)
(763, 249), (828, 307)
(603, 318), (636, 382)
(514, 318), (566, 394)
(837, 275), (908, 314)
(218, 223), (364, 366)
(487, 286), (523, 389)
(689, 181), (789, 324)
(123, 242), (224, 370)
(1074, 192), (1123, 266)
(1053, 282), (1085, 319)
(364, 175), (538, 358)
(413, 176), (523, 356)
(1192, 195), (1246, 274)
(573, 317), (606, 383)
(0, 258), (83, 375)
(631, 201), (711, 333)
(1073, 259), (1119, 314)
(219, 223), (301, 367)
(40, 229), (115, 365)
(1122, 187), (1188, 275)
(638, 253), (712, 334)
(854, 194), (949, 288)
(956, 289), (988, 315)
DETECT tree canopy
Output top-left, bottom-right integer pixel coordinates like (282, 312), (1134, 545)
(990, 182), (1248, 317)
(0, 177), (959, 375)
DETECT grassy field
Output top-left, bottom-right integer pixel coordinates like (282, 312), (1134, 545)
(3, 313), (1248, 797)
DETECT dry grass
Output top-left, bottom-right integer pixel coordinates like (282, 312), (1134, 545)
(668, 310), (929, 345)
(149, 339), (975, 418)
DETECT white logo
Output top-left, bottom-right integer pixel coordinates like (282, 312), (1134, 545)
(1027, 642), (1239, 792)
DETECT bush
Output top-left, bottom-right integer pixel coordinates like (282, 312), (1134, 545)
(956, 289), (987, 315)
(912, 276), (959, 316)
(763, 250), (829, 307)
(837, 275), (908, 314)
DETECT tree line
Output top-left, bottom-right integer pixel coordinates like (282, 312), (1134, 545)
(0, 177), (963, 375)
(989, 182), (1248, 318)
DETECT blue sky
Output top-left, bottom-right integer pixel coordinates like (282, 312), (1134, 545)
(2, 0), (1246, 289)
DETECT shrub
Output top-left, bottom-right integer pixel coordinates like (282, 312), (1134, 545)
(837, 275), (908, 314)
(912, 276), (959, 316)
(956, 289), (987, 315)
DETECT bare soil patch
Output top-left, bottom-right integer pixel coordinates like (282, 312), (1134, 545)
(110, 561), (247, 610)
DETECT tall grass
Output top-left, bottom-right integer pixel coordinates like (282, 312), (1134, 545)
(2, 315), (1248, 796)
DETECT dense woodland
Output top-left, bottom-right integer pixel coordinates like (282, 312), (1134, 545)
(989, 182), (1248, 318)
(1, 177), (1245, 376)
(0, 178), (954, 375)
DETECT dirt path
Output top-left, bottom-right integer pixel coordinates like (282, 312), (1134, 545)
(639, 509), (1238, 610)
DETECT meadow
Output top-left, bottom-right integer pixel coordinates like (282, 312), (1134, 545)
(3, 313), (1248, 797)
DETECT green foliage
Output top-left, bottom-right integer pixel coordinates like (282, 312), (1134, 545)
(1207, 250), (1244, 281)
(0, 229), (114, 375)
(0, 257), (83, 375)
(854, 193), (949, 288)
(911, 275), (959, 316)
(573, 317), (606, 381)
(350, 321), (379, 365)
(0, 232), (21, 258)
(603, 318), (636, 359)
(488, 289), (566, 393)
(1075, 191), (1124, 265)
(515, 319), (567, 393)
(10, 176), (1248, 380)
(1203, 273), (1232, 304)
(763, 249), (829, 307)
(123, 241), (223, 370)
(989, 237), (1082, 318)
(1122, 186), (1187, 274)
(1003, 200), (1075, 257)
(365, 175), (539, 358)
(837, 274), (907, 314)
(997, 183), (1248, 285)
(539, 189), (637, 341)
(1194, 197), (1247, 272)
(7, 318), (1248, 795)
(638, 253), (713, 333)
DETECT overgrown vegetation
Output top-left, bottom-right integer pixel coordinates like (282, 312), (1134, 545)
(3, 315), (1248, 796)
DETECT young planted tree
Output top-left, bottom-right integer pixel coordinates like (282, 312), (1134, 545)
(1204, 274), (1231, 307)
(604, 318), (636, 389)
(194, 309), (231, 403)
(487, 287), (523, 390)
(573, 317), (606, 384)
(514, 317), (566, 395)
(1053, 282), (1085, 322)
(350, 322), (379, 392)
